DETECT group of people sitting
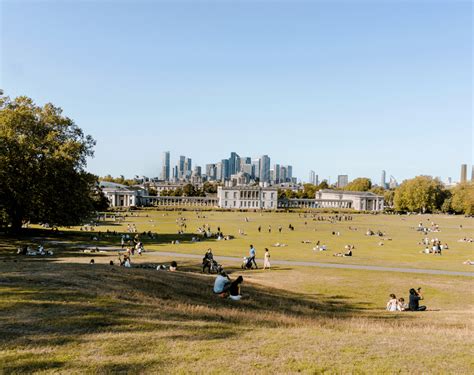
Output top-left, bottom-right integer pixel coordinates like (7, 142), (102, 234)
(17, 244), (53, 256)
(386, 288), (426, 311)
(420, 238), (446, 255)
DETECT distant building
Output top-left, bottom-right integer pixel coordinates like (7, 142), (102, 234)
(229, 171), (251, 186)
(100, 182), (148, 207)
(206, 164), (217, 181)
(259, 155), (271, 183)
(316, 189), (384, 211)
(286, 165), (293, 182)
(472, 166), (474, 182)
(279, 165), (287, 182)
(229, 152), (240, 175)
(337, 175), (349, 188)
(460, 164), (467, 183)
(273, 164), (281, 183)
(381, 170), (386, 188)
(179, 156), (186, 179)
(161, 151), (170, 181)
(252, 159), (261, 179)
(221, 159), (230, 180)
(217, 186), (278, 210)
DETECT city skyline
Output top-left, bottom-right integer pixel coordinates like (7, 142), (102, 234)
(2, 1), (472, 182)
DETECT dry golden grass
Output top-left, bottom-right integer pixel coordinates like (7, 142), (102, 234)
(0, 256), (472, 374)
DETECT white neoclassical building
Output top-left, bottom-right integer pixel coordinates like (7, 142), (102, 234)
(100, 182), (149, 207)
(217, 186), (278, 210)
(315, 189), (384, 211)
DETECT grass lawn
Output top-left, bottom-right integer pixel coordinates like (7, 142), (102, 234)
(0, 210), (473, 373)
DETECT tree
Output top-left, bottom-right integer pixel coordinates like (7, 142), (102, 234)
(318, 180), (329, 190)
(345, 177), (372, 192)
(202, 182), (217, 194)
(183, 184), (196, 197)
(393, 176), (447, 213)
(383, 190), (395, 208)
(99, 174), (134, 186)
(450, 182), (474, 215)
(0, 94), (97, 232)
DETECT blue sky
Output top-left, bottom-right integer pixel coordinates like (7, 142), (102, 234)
(1, 0), (472, 183)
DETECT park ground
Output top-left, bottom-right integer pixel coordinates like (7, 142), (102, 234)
(0, 211), (473, 373)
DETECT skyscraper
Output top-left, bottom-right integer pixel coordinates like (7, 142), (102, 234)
(280, 165), (287, 182)
(461, 164), (467, 183)
(216, 162), (223, 181)
(205, 164), (217, 181)
(229, 152), (240, 175)
(309, 170), (316, 184)
(259, 155), (271, 183)
(381, 170), (386, 188)
(161, 151), (170, 181)
(286, 165), (293, 182)
(273, 164), (280, 183)
(221, 159), (230, 180)
(179, 156), (186, 179)
(185, 158), (192, 178)
(337, 175), (349, 188)
(471, 166), (474, 182)
(252, 159), (260, 179)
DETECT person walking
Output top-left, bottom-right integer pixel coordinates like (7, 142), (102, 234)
(249, 244), (258, 269)
(263, 248), (271, 270)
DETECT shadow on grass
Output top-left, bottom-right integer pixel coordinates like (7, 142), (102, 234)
(0, 228), (217, 256)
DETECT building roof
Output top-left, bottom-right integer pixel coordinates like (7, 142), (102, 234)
(219, 186), (278, 191)
(319, 189), (382, 198)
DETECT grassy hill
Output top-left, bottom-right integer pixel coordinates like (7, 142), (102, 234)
(0, 254), (472, 373)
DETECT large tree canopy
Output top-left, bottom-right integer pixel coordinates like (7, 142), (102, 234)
(0, 94), (104, 232)
(393, 176), (446, 213)
(450, 182), (474, 215)
(344, 177), (372, 192)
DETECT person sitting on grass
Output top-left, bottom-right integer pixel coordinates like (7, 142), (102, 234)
(386, 294), (399, 311)
(408, 288), (426, 311)
(398, 297), (408, 311)
(229, 276), (244, 301)
(213, 271), (231, 297)
(169, 261), (177, 272)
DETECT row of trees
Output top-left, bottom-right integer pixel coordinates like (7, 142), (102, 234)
(0, 93), (108, 232)
(394, 176), (473, 214)
(278, 176), (473, 214)
(159, 182), (218, 197)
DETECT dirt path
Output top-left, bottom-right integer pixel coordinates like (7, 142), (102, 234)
(146, 251), (474, 277)
(38, 241), (474, 277)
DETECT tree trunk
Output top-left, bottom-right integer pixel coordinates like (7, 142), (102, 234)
(9, 213), (23, 234)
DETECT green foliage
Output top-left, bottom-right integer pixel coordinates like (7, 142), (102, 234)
(450, 182), (474, 215)
(370, 186), (385, 195)
(393, 176), (447, 213)
(345, 178), (372, 192)
(383, 190), (395, 207)
(100, 175), (135, 186)
(318, 180), (329, 190)
(202, 182), (217, 194)
(0, 93), (98, 231)
(183, 184), (196, 197)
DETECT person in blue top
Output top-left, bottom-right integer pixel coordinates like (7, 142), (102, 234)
(249, 244), (258, 269)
